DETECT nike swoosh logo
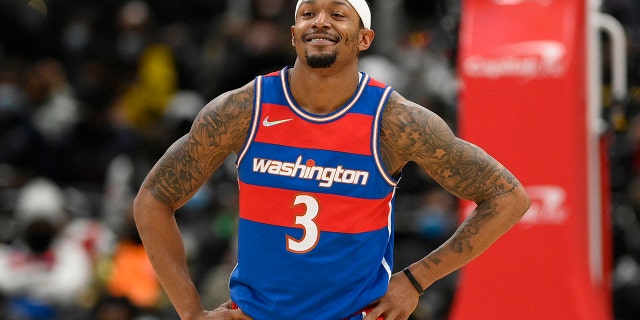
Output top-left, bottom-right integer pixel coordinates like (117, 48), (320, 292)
(263, 116), (293, 127)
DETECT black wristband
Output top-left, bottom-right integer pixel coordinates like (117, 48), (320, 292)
(403, 267), (425, 296)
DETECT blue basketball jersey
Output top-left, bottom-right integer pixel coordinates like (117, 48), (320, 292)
(231, 67), (398, 319)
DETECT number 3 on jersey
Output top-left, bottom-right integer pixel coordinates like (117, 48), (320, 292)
(286, 194), (319, 253)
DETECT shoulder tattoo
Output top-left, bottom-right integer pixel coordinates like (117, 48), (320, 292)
(146, 85), (254, 205)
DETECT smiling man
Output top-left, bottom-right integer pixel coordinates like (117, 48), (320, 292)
(133, 0), (530, 319)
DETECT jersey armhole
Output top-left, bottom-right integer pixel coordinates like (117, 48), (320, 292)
(236, 76), (263, 168)
(372, 86), (398, 187)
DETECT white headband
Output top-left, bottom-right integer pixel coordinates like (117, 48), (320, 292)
(295, 0), (371, 29)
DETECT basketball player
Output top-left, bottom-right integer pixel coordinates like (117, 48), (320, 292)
(133, 0), (531, 319)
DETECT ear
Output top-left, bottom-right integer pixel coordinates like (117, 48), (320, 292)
(358, 29), (375, 51)
(291, 26), (296, 47)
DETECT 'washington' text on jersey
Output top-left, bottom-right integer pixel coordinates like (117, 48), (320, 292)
(252, 155), (370, 188)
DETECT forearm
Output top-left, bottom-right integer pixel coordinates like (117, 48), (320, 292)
(407, 186), (529, 290)
(133, 191), (204, 320)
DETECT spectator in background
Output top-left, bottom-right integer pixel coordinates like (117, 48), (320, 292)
(21, 58), (95, 185)
(0, 177), (93, 320)
(24, 59), (80, 147)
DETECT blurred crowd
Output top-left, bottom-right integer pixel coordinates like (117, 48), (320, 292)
(0, 0), (638, 319)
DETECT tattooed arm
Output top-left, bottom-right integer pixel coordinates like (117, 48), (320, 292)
(133, 83), (254, 320)
(364, 92), (530, 320)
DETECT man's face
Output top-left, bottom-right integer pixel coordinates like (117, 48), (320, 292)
(291, 0), (368, 69)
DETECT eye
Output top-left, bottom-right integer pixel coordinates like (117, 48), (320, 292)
(301, 11), (315, 17)
(331, 12), (345, 18)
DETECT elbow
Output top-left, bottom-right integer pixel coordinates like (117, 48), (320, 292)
(132, 187), (176, 225)
(132, 188), (160, 226)
(513, 185), (531, 220)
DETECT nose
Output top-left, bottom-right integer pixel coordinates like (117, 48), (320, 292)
(312, 11), (330, 27)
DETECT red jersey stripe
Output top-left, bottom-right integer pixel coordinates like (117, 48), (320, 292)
(255, 103), (373, 155)
(238, 181), (391, 233)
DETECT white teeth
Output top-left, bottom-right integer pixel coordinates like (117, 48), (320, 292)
(309, 38), (333, 43)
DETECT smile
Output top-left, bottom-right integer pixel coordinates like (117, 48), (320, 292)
(304, 34), (339, 44)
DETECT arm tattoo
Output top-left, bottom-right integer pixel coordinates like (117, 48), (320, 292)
(419, 256), (442, 270)
(450, 201), (490, 253)
(149, 139), (203, 204)
(145, 85), (254, 206)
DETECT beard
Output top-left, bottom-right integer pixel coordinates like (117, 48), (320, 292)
(305, 51), (338, 68)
